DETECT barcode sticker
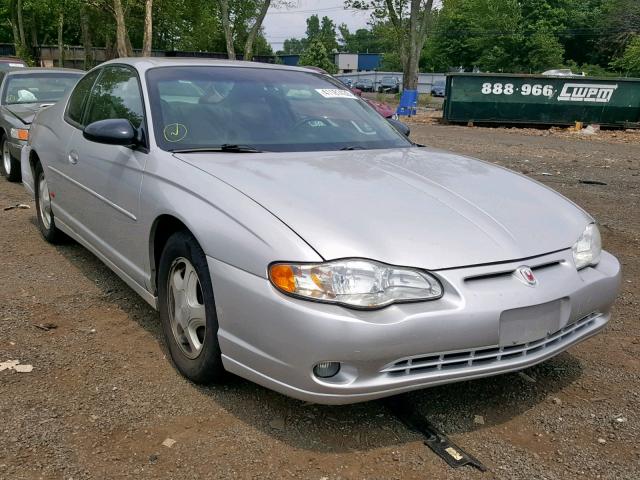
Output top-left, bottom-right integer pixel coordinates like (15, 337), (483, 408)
(315, 89), (357, 99)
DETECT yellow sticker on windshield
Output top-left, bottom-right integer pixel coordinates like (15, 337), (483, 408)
(163, 123), (188, 142)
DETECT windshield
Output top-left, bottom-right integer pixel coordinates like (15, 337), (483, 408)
(2, 73), (81, 104)
(146, 66), (411, 152)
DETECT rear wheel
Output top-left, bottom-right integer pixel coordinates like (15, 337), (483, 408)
(158, 230), (225, 383)
(35, 164), (63, 243)
(0, 135), (21, 182)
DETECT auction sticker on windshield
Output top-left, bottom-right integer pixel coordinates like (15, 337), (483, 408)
(315, 89), (357, 99)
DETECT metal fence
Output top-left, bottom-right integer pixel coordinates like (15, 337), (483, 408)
(0, 43), (278, 70)
(334, 71), (447, 94)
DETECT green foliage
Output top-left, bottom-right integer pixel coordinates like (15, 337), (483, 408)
(422, 0), (638, 74)
(339, 25), (386, 53)
(278, 15), (338, 56)
(0, 0), (273, 63)
(298, 38), (337, 74)
(525, 28), (565, 73)
(281, 38), (306, 54)
(611, 36), (640, 76)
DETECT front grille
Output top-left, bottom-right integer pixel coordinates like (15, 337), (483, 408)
(381, 312), (600, 377)
(464, 260), (562, 283)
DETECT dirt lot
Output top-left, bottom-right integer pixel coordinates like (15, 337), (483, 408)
(1, 123), (638, 480)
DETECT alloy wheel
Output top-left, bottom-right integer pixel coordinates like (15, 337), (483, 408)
(38, 175), (52, 230)
(2, 139), (10, 176)
(167, 257), (206, 359)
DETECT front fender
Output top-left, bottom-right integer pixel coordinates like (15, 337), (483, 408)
(139, 151), (323, 289)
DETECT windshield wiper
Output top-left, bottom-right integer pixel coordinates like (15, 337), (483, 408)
(340, 146), (366, 151)
(171, 144), (263, 153)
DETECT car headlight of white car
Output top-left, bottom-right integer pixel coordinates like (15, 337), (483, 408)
(572, 223), (602, 270)
(269, 259), (443, 309)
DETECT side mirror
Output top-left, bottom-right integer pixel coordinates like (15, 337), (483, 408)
(83, 119), (137, 146)
(387, 117), (410, 137)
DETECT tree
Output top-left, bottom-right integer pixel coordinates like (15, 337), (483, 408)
(612, 35), (640, 76)
(348, 0), (436, 90)
(320, 16), (338, 53)
(298, 38), (337, 73)
(243, 0), (271, 61)
(142, 0), (153, 56)
(526, 27), (564, 72)
(281, 37), (306, 54)
(339, 25), (385, 53)
(216, 0), (278, 61)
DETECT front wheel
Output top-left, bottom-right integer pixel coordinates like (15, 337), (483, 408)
(1, 135), (21, 182)
(158, 230), (225, 383)
(35, 164), (63, 243)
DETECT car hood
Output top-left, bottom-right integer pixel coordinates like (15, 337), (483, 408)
(177, 148), (591, 270)
(3, 103), (48, 125)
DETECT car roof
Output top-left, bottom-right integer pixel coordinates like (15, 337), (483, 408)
(0, 57), (26, 63)
(97, 57), (323, 75)
(4, 67), (84, 76)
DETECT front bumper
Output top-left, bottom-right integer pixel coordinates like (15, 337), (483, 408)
(209, 249), (621, 404)
(7, 136), (26, 160)
(20, 145), (34, 195)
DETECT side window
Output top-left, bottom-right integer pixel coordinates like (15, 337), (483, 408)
(66, 69), (101, 126)
(84, 66), (144, 128)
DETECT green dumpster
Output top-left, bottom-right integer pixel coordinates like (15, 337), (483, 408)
(443, 73), (640, 127)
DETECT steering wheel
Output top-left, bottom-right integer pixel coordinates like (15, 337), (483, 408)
(291, 116), (330, 132)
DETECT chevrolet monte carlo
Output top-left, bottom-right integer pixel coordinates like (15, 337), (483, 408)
(21, 59), (621, 404)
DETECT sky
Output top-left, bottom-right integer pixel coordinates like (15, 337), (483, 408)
(262, 0), (372, 51)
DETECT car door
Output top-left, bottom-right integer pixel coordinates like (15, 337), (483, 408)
(44, 68), (101, 225)
(64, 65), (149, 288)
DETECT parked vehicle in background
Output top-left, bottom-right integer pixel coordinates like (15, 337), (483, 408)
(431, 80), (446, 97)
(0, 57), (27, 71)
(355, 78), (374, 92)
(378, 76), (400, 93)
(363, 97), (395, 119)
(1, 68), (82, 182)
(340, 77), (353, 88)
(23, 59), (620, 405)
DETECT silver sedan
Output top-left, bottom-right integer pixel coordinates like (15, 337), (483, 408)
(21, 58), (621, 404)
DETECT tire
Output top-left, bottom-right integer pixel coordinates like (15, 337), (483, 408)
(1, 135), (21, 182)
(158, 230), (225, 383)
(34, 163), (63, 243)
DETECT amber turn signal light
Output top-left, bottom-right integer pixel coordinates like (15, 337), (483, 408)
(269, 264), (296, 293)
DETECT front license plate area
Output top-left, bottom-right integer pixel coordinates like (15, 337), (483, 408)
(499, 299), (567, 346)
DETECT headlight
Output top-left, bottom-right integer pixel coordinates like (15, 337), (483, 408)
(10, 127), (29, 141)
(268, 259), (443, 309)
(572, 223), (602, 270)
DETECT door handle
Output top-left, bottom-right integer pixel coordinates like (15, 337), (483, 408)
(68, 151), (79, 165)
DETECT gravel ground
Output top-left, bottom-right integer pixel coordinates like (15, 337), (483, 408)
(0, 123), (638, 480)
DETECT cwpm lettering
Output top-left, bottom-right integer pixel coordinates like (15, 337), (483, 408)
(557, 83), (618, 103)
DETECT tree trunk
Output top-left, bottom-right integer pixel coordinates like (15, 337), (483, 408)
(218, 0), (236, 60)
(113, 0), (131, 57)
(395, 0), (433, 91)
(80, 5), (93, 69)
(142, 0), (153, 56)
(17, 0), (27, 47)
(244, 0), (271, 61)
(10, 0), (20, 47)
(57, 11), (64, 67)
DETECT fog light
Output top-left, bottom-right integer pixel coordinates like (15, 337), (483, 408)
(313, 361), (341, 378)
